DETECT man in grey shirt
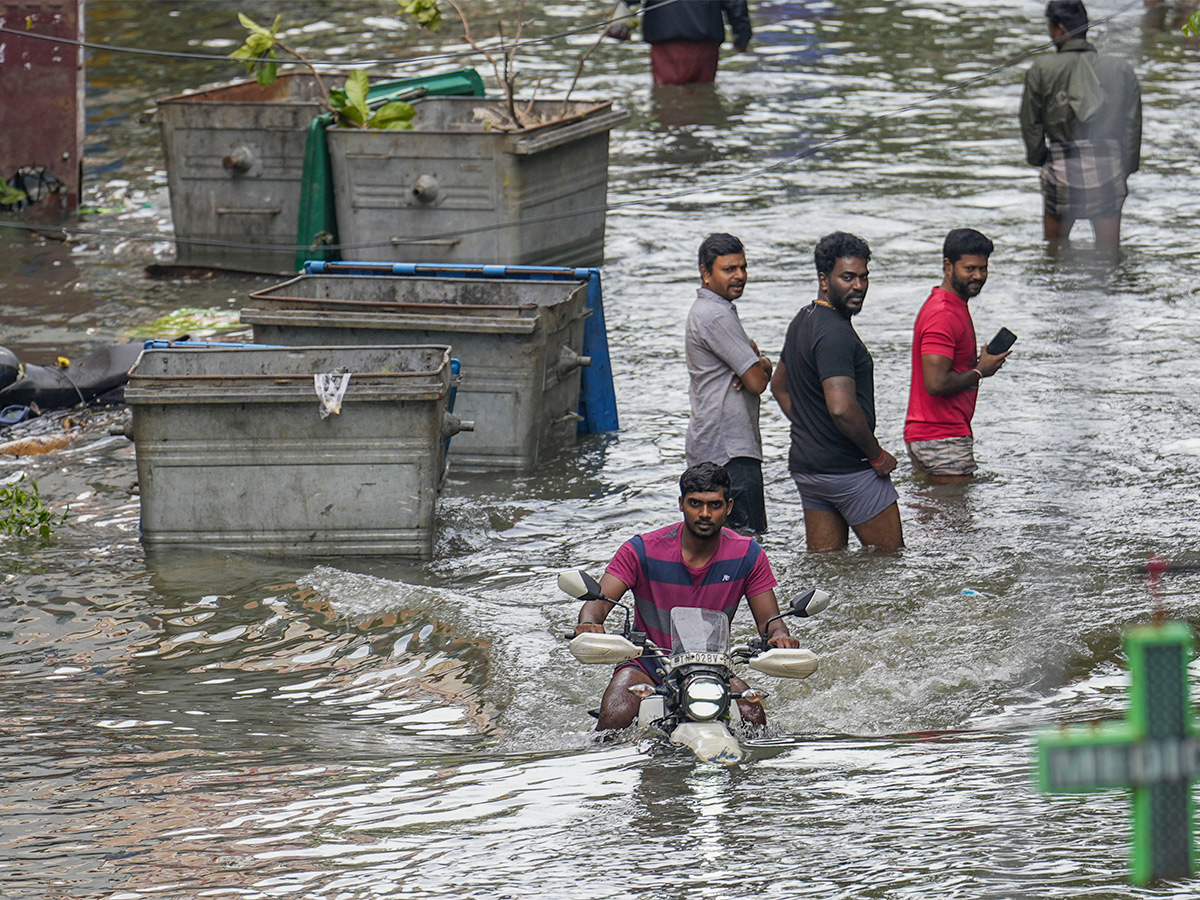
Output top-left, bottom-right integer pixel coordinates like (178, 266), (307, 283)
(685, 233), (773, 533)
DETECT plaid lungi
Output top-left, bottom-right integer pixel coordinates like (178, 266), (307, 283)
(1041, 139), (1128, 219)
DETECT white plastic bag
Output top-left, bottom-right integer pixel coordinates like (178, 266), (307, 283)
(314, 372), (350, 418)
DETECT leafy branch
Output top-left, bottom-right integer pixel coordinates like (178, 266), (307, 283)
(429, 0), (528, 128)
(1185, 9), (1200, 37)
(230, 13), (416, 130)
(400, 0), (612, 129)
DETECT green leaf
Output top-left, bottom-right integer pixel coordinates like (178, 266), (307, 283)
(345, 70), (371, 120)
(1186, 9), (1200, 36)
(330, 71), (375, 127)
(369, 100), (417, 129)
(245, 33), (274, 56)
(329, 91), (363, 126)
(400, 0), (442, 31)
(228, 11), (282, 83)
(237, 12), (272, 36)
(229, 24), (278, 81)
(336, 105), (367, 127)
(255, 61), (278, 86)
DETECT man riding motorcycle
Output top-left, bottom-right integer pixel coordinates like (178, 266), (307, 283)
(573, 461), (800, 731)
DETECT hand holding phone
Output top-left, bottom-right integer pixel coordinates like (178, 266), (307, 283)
(986, 327), (1017, 356)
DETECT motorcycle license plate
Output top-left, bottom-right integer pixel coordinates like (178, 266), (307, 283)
(671, 652), (729, 667)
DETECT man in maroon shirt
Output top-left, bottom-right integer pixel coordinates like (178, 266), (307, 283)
(605, 0), (752, 85)
(573, 462), (798, 731)
(903, 229), (1013, 482)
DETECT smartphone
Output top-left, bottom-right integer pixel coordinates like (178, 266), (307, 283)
(987, 327), (1017, 355)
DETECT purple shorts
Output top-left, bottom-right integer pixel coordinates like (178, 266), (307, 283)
(790, 468), (899, 526)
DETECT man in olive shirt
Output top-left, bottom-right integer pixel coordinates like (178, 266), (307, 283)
(1020, 0), (1142, 253)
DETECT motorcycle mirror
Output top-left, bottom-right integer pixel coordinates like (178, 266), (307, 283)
(789, 588), (830, 618)
(558, 569), (604, 601)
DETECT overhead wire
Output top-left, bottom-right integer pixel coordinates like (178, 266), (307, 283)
(0, 0), (1149, 253)
(0, 0), (657, 70)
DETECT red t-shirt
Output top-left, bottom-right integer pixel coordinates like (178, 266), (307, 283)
(904, 287), (978, 443)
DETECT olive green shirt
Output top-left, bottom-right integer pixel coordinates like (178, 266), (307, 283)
(1019, 39), (1142, 175)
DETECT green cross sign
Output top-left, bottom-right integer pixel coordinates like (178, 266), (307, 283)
(1038, 621), (1198, 885)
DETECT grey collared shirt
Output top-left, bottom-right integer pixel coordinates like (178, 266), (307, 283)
(685, 287), (763, 466)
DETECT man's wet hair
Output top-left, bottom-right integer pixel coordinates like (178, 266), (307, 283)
(943, 228), (994, 264)
(698, 233), (744, 273)
(1046, 0), (1088, 36)
(679, 461), (731, 499)
(814, 232), (871, 277)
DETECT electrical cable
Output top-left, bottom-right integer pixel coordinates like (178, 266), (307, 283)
(0, 0), (659, 71)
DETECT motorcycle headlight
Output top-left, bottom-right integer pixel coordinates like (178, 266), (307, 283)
(681, 674), (729, 721)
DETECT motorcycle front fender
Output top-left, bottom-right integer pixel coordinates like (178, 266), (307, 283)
(670, 721), (745, 766)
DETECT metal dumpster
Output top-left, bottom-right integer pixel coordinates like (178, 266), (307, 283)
(242, 273), (592, 472)
(325, 97), (629, 266)
(154, 70), (484, 274)
(126, 344), (464, 558)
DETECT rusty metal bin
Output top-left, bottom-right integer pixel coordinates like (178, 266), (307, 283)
(126, 344), (464, 558)
(154, 70), (484, 274)
(325, 97), (628, 266)
(242, 273), (592, 472)
(155, 74), (333, 274)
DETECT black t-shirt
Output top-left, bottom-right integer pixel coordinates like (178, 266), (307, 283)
(780, 303), (876, 474)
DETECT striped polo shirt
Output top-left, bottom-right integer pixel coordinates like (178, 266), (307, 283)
(605, 522), (778, 651)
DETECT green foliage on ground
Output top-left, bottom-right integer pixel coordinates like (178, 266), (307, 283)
(130, 307), (243, 339)
(0, 475), (67, 539)
(0, 183), (28, 206)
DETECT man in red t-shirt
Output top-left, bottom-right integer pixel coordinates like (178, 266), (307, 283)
(904, 229), (1013, 482)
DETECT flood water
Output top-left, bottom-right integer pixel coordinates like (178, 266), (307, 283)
(4, 0), (1200, 897)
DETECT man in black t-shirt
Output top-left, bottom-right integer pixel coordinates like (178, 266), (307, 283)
(770, 232), (903, 552)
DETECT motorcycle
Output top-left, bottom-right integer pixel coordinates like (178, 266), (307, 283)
(558, 570), (829, 766)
